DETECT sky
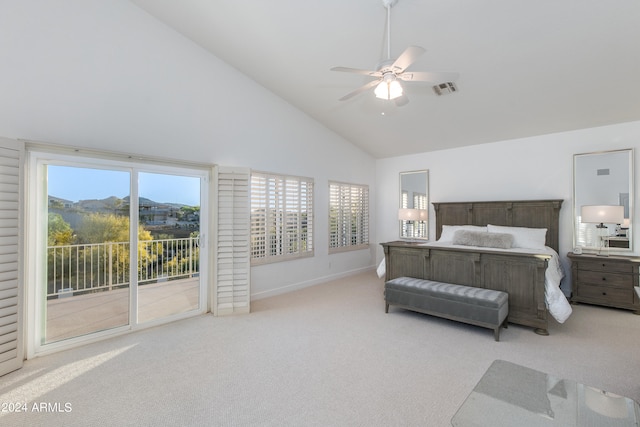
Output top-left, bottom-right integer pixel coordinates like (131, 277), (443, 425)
(48, 165), (201, 206)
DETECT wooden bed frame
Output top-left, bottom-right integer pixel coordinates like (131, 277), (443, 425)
(381, 199), (563, 335)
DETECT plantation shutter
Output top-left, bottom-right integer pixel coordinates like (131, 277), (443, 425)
(0, 138), (24, 376)
(213, 166), (250, 315)
(250, 172), (314, 263)
(329, 182), (369, 252)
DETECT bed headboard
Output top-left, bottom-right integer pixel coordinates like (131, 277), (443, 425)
(432, 199), (563, 253)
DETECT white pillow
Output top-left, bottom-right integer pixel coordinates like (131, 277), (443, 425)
(452, 230), (514, 249)
(439, 225), (487, 242)
(487, 224), (547, 249)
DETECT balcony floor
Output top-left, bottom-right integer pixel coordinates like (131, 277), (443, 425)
(46, 279), (199, 343)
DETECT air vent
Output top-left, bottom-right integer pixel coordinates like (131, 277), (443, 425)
(433, 82), (458, 96)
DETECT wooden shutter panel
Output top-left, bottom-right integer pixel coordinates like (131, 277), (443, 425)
(0, 138), (24, 376)
(213, 166), (250, 315)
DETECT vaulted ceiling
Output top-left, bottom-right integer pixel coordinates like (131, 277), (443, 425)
(131, 0), (640, 158)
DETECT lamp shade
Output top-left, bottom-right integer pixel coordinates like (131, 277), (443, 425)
(398, 208), (428, 221)
(375, 79), (403, 100)
(581, 205), (625, 224)
(398, 208), (419, 221)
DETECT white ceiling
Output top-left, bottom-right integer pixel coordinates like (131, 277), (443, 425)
(130, 0), (640, 159)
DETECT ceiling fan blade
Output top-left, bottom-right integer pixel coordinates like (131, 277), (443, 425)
(330, 66), (381, 77)
(391, 46), (426, 73)
(338, 79), (381, 101)
(398, 71), (460, 83)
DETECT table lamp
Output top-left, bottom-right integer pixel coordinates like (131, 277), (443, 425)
(580, 205), (624, 256)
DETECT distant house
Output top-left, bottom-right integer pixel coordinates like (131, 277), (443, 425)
(48, 196), (74, 209)
(139, 204), (171, 225)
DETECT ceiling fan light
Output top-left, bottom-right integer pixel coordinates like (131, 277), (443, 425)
(374, 80), (403, 100)
(374, 81), (389, 99)
(389, 80), (403, 99)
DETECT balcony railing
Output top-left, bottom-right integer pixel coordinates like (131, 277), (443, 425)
(47, 237), (200, 299)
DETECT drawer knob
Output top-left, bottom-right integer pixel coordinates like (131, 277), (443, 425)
(602, 277), (606, 281)
(602, 292), (607, 296)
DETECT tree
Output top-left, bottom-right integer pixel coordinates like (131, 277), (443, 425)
(48, 213), (74, 246)
(71, 213), (156, 286)
(49, 199), (64, 209)
(178, 205), (200, 220)
(75, 213), (152, 244)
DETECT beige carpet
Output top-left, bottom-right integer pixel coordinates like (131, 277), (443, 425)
(1, 270), (639, 426)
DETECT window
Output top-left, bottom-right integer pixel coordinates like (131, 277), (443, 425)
(329, 181), (369, 252)
(250, 172), (314, 264)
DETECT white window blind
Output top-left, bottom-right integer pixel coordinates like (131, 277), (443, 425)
(0, 138), (24, 376)
(214, 166), (250, 315)
(402, 191), (426, 209)
(329, 181), (369, 252)
(414, 193), (427, 210)
(250, 172), (313, 264)
(413, 192), (427, 237)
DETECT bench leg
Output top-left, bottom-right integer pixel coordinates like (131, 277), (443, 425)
(385, 302), (389, 313)
(494, 318), (509, 341)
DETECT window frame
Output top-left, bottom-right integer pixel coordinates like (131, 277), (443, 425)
(25, 145), (211, 357)
(328, 181), (370, 253)
(250, 171), (314, 265)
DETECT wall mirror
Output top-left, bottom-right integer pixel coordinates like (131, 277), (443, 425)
(399, 170), (429, 240)
(573, 149), (633, 253)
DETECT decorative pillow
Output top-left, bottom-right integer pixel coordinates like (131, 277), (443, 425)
(438, 225), (488, 242)
(487, 224), (547, 249)
(452, 230), (514, 249)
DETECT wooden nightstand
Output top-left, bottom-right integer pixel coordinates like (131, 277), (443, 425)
(568, 252), (640, 313)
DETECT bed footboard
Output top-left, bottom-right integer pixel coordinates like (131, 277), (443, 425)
(381, 242), (550, 334)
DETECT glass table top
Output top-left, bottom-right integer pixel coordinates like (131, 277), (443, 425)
(452, 360), (640, 426)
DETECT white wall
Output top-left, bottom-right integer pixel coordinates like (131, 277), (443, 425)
(376, 120), (640, 292)
(0, 0), (376, 300)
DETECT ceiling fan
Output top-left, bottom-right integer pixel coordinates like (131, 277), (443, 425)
(331, 0), (459, 106)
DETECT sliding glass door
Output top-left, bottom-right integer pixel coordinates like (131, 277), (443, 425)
(44, 165), (131, 343)
(30, 153), (208, 354)
(137, 172), (201, 323)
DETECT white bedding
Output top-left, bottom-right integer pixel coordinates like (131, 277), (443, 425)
(378, 242), (572, 323)
(541, 246), (572, 323)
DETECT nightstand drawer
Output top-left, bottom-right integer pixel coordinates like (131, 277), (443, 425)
(574, 260), (635, 274)
(577, 284), (632, 305)
(568, 253), (640, 312)
(577, 270), (633, 288)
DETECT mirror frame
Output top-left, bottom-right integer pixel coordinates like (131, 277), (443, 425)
(573, 148), (634, 253)
(399, 170), (429, 240)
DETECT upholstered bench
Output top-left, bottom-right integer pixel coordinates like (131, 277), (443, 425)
(385, 277), (509, 341)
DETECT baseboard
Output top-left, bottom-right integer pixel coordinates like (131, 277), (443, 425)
(250, 266), (375, 301)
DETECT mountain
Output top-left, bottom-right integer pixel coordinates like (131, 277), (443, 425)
(50, 195), (195, 214)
